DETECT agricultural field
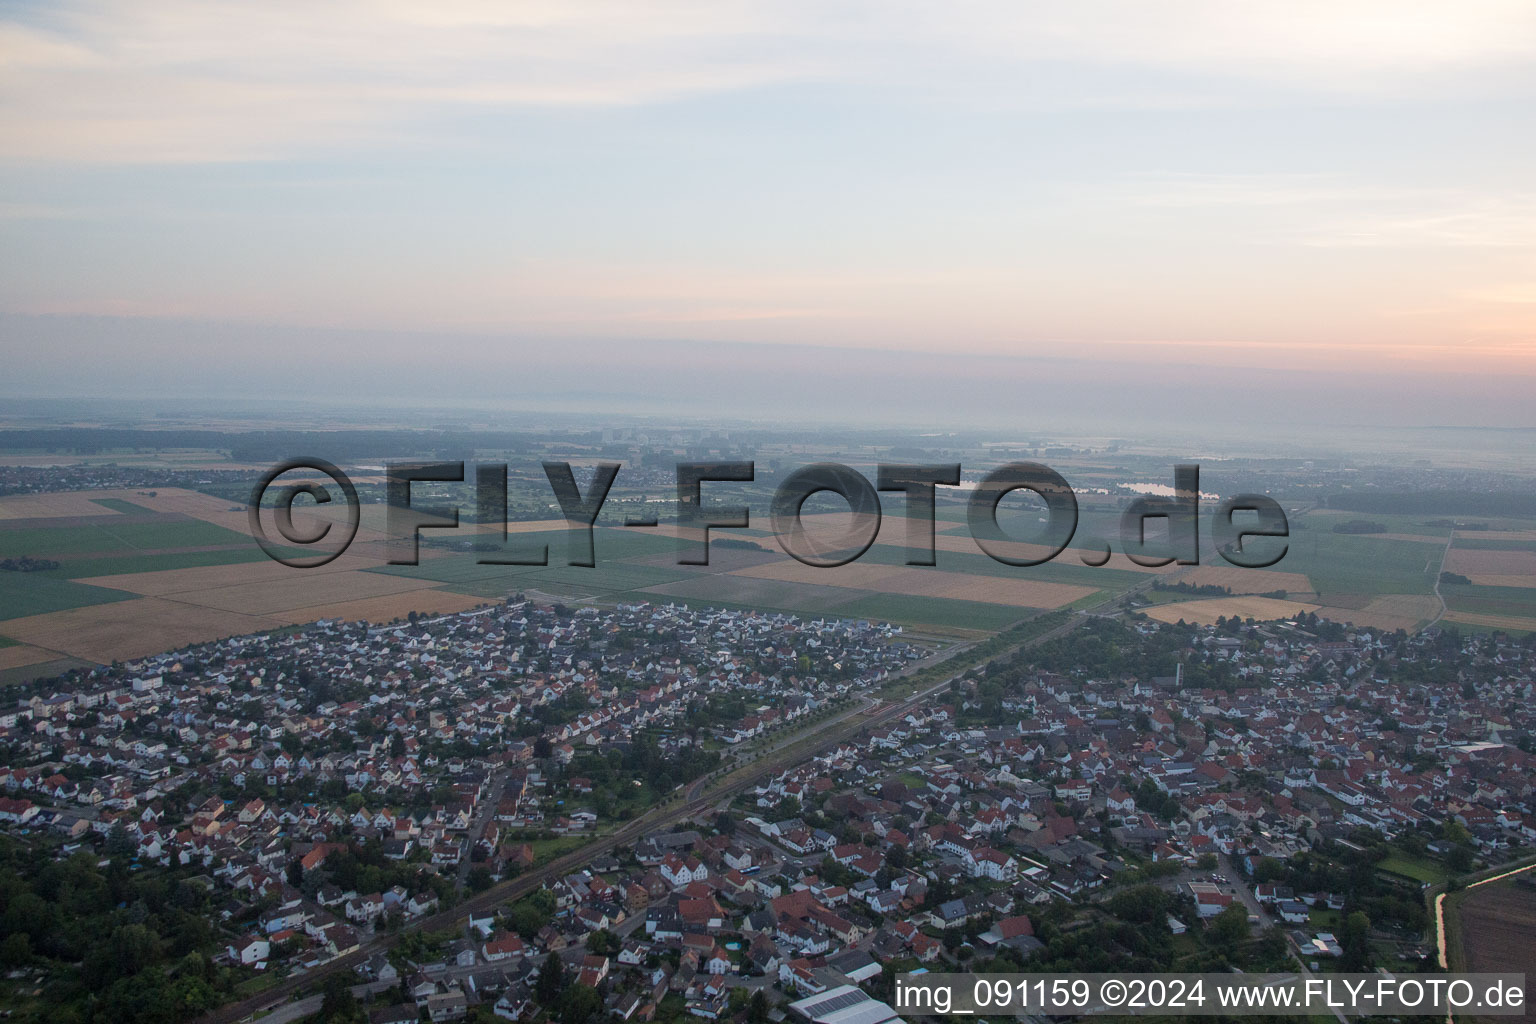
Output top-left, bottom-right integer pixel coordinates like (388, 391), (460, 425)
(1141, 595), (1321, 627)
(367, 514), (1142, 634)
(0, 488), (495, 673)
(1285, 527), (1446, 600)
(1450, 875), (1536, 982)
(3, 479), (1531, 677)
(725, 557), (1097, 608)
(1440, 529), (1536, 634)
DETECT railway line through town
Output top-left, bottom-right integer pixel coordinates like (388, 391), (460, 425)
(200, 606), (1092, 1023)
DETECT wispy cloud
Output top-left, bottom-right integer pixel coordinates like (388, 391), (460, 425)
(5, 1), (1536, 163)
(1100, 174), (1536, 248)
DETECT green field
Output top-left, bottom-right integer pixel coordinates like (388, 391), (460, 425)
(527, 835), (595, 865)
(88, 498), (160, 515)
(1442, 583), (1536, 619)
(854, 536), (1147, 589)
(0, 518), (258, 558)
(445, 562), (699, 600)
(1377, 854), (1448, 885)
(0, 573), (137, 621)
(31, 547), (290, 579)
(375, 522), (1121, 630)
(1308, 907), (1342, 931)
(1287, 529), (1443, 598)
(831, 592), (1032, 631)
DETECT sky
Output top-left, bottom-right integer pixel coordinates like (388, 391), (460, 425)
(2, 2), (1535, 429)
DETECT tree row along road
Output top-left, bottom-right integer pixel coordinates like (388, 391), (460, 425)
(201, 609), (1089, 1024)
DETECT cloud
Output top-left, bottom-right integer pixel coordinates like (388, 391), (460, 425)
(1095, 173), (1536, 249)
(5, 1), (1536, 163)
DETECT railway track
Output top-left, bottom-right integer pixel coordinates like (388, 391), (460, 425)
(202, 610), (1086, 1023)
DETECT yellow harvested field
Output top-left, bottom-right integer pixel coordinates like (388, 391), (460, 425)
(267, 589), (489, 626)
(1469, 530), (1536, 542)
(730, 559), (1096, 609)
(73, 552), (409, 597)
(1178, 565), (1315, 594)
(1462, 573), (1536, 588)
(503, 519), (577, 534)
(1142, 596), (1320, 625)
(115, 570), (441, 617)
(1445, 549), (1536, 576)
(731, 560), (907, 589)
(1371, 533), (1451, 544)
(0, 644), (65, 670)
(0, 597), (287, 663)
(0, 491), (134, 519)
(1313, 594), (1440, 632)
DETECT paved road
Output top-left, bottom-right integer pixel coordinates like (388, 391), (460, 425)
(250, 980), (393, 1024)
(1217, 853), (1267, 922)
(200, 611), (1087, 1024)
(456, 767), (511, 890)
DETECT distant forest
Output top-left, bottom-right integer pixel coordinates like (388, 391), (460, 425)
(1332, 519), (1387, 534)
(1325, 491), (1536, 516)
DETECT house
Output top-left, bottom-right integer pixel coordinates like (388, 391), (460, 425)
(576, 954), (610, 988)
(659, 853), (708, 888)
(483, 934), (526, 962)
(494, 985), (534, 1021)
(1194, 891), (1234, 918)
(228, 935), (270, 966)
(1277, 900), (1311, 924)
(424, 988), (469, 1022)
(979, 915), (1033, 946)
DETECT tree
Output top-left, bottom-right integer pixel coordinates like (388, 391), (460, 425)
(1208, 903), (1250, 947)
(467, 866), (494, 893)
(560, 983), (601, 1024)
(1441, 820), (1471, 846)
(1106, 884), (1169, 925)
(1339, 910), (1372, 971)
(512, 890), (555, 937)
(107, 820), (136, 862)
(1252, 857), (1285, 883)
(0, 933), (31, 968)
(320, 971), (362, 1023)
(536, 951), (566, 1005)
(1446, 845), (1474, 873)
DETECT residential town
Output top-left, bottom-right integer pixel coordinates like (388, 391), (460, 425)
(0, 601), (1533, 1024)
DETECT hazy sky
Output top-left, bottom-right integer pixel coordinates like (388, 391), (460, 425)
(2, 2), (1534, 427)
